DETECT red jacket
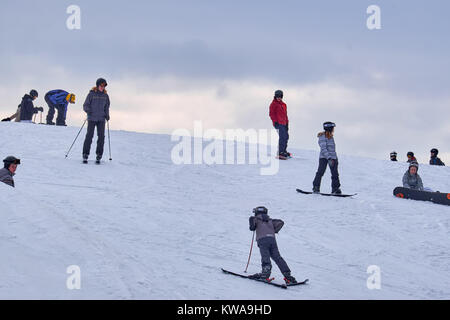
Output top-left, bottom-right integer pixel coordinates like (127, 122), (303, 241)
(269, 99), (288, 126)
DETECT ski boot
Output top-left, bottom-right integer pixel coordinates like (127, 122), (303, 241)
(313, 186), (320, 194)
(249, 266), (272, 281)
(283, 272), (298, 285)
(332, 188), (342, 195)
(277, 152), (288, 160)
(47, 121), (55, 125)
(82, 154), (88, 164)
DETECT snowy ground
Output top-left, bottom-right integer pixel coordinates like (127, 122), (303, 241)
(0, 122), (449, 299)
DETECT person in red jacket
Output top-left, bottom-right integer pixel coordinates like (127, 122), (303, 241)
(269, 90), (290, 159)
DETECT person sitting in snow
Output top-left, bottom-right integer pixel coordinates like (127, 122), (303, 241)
(0, 156), (20, 188)
(402, 162), (423, 191)
(429, 148), (445, 166)
(248, 206), (297, 284)
(1, 104), (22, 122)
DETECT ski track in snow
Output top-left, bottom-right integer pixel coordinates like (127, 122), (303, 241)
(0, 122), (449, 299)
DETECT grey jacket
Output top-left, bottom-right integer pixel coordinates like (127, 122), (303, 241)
(0, 168), (15, 188)
(249, 213), (284, 241)
(318, 132), (337, 160)
(402, 171), (423, 191)
(83, 88), (110, 122)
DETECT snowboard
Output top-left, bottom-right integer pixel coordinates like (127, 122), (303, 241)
(393, 187), (450, 206)
(296, 189), (357, 198)
(221, 268), (308, 289)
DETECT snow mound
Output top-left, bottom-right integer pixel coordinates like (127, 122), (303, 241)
(0, 122), (449, 299)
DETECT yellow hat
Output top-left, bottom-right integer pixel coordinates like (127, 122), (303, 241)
(66, 93), (76, 104)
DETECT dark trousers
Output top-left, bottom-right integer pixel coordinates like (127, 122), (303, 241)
(257, 236), (290, 275)
(276, 124), (289, 154)
(82, 121), (106, 158)
(313, 158), (341, 191)
(45, 95), (66, 125)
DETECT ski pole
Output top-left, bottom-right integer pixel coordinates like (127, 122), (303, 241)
(244, 231), (255, 273)
(33, 113), (37, 123)
(107, 120), (112, 161)
(40, 111), (43, 124)
(65, 119), (87, 158)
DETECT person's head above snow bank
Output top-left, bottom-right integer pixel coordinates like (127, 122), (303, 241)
(0, 156), (20, 188)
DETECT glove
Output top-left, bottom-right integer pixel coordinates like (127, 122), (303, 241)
(328, 159), (335, 167)
(105, 115), (110, 121)
(273, 122), (279, 129)
(249, 216), (256, 231)
(1, 117), (11, 122)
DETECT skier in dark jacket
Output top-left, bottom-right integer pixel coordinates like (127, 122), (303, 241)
(19, 90), (43, 122)
(82, 78), (110, 164)
(390, 151), (398, 161)
(248, 206), (297, 284)
(312, 122), (341, 194)
(406, 151), (417, 163)
(45, 89), (76, 126)
(429, 148), (445, 166)
(0, 156), (20, 188)
(402, 162), (424, 191)
(269, 90), (290, 159)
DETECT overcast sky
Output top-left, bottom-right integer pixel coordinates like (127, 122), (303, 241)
(1, 0), (449, 163)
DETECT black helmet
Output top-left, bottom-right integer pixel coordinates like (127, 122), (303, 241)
(29, 90), (38, 98)
(390, 151), (397, 157)
(3, 156), (20, 169)
(407, 151), (414, 158)
(430, 148), (438, 155)
(274, 90), (283, 99)
(323, 121), (336, 132)
(96, 78), (108, 87)
(253, 206), (268, 216)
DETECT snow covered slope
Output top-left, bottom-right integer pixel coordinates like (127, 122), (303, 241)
(0, 122), (449, 299)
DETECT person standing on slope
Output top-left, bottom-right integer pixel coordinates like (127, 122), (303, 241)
(269, 90), (290, 159)
(402, 162), (424, 191)
(45, 89), (76, 126)
(82, 78), (110, 164)
(0, 156), (20, 188)
(19, 90), (43, 123)
(248, 206), (297, 285)
(312, 122), (341, 194)
(390, 151), (398, 161)
(406, 151), (417, 163)
(429, 148), (445, 166)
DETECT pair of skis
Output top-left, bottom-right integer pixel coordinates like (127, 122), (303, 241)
(221, 268), (308, 289)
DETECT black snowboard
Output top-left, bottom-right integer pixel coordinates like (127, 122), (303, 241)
(393, 187), (450, 206)
(296, 189), (356, 198)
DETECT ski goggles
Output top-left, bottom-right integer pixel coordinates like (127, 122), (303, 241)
(253, 206), (268, 215)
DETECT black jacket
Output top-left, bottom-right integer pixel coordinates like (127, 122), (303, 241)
(430, 157), (445, 166)
(19, 94), (38, 121)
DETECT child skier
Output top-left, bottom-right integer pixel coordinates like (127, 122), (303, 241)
(312, 121), (342, 194)
(248, 206), (297, 284)
(402, 162), (424, 191)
